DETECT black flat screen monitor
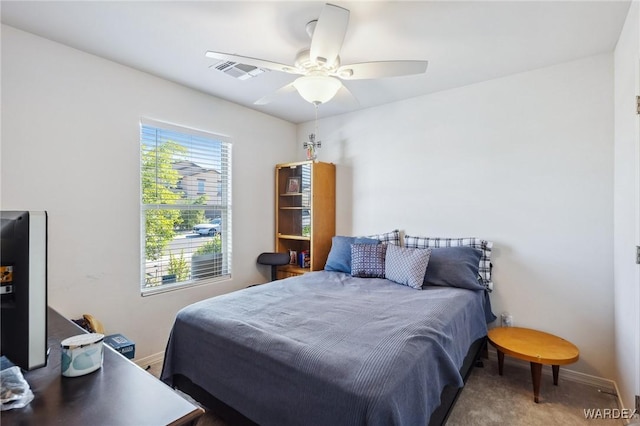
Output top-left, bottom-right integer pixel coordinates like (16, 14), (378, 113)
(0, 211), (48, 370)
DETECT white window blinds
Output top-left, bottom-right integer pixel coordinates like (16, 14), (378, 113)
(140, 119), (232, 293)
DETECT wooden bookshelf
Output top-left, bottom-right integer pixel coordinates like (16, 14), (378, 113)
(275, 161), (335, 279)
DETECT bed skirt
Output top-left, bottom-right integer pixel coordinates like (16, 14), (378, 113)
(169, 336), (487, 426)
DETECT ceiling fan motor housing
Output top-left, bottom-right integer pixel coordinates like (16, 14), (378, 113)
(295, 49), (340, 73)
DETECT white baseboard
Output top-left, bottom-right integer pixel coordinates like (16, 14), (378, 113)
(486, 348), (617, 394)
(610, 381), (640, 425)
(134, 351), (165, 369)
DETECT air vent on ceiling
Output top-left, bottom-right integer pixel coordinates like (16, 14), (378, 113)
(210, 60), (267, 80)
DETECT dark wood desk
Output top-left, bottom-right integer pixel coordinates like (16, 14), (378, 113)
(1, 307), (203, 425)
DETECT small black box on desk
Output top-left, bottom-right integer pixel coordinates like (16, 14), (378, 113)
(104, 334), (135, 359)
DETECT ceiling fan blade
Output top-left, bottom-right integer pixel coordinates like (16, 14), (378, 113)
(336, 61), (429, 80)
(254, 83), (297, 105)
(309, 4), (350, 67)
(205, 51), (299, 74)
(333, 84), (359, 108)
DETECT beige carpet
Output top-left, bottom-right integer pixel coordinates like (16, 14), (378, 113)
(446, 358), (622, 426)
(148, 357), (625, 425)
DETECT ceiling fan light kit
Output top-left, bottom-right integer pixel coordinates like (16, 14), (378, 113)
(205, 3), (428, 107)
(293, 75), (342, 105)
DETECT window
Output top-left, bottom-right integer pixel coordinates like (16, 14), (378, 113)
(140, 119), (232, 294)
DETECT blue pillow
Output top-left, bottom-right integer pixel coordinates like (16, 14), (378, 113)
(423, 247), (484, 290)
(325, 236), (379, 273)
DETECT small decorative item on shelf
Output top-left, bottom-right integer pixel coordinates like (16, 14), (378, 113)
(289, 250), (297, 265)
(286, 177), (301, 194)
(299, 250), (310, 268)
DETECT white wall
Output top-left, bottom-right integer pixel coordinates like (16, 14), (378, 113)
(0, 22), (623, 383)
(613, 0), (640, 411)
(299, 54), (615, 379)
(1, 25), (297, 358)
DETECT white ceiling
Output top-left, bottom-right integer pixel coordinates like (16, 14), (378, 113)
(1, 1), (631, 124)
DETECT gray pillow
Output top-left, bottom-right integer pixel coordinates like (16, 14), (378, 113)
(423, 247), (484, 290)
(325, 236), (379, 273)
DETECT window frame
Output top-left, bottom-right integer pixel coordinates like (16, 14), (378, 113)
(139, 118), (232, 296)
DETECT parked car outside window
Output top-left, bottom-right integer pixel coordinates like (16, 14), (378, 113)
(193, 222), (220, 236)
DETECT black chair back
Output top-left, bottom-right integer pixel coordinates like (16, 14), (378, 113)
(257, 252), (290, 281)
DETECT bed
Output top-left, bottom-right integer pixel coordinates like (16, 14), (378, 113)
(161, 264), (492, 425)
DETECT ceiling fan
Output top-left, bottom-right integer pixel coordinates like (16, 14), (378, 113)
(205, 3), (428, 106)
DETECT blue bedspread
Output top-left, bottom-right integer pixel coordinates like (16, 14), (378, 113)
(162, 271), (488, 425)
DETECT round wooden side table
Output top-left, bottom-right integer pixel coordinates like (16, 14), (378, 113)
(487, 326), (579, 403)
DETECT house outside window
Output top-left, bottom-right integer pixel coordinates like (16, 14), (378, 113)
(140, 119), (232, 294)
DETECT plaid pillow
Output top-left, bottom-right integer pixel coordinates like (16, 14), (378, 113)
(385, 244), (431, 289)
(351, 244), (387, 278)
(366, 229), (401, 246)
(404, 236), (493, 290)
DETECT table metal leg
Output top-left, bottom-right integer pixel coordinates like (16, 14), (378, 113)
(497, 350), (504, 376)
(552, 365), (559, 385)
(530, 362), (542, 403)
